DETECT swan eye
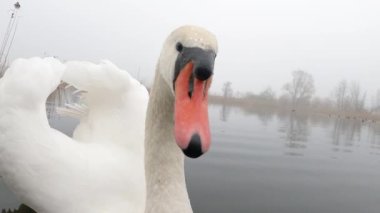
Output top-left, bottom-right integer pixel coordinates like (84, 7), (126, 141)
(176, 42), (183, 52)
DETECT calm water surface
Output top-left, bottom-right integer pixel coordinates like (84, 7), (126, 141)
(2, 105), (380, 212)
(188, 105), (380, 213)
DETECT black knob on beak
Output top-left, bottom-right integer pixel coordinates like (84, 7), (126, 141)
(194, 65), (213, 81)
(174, 47), (216, 85)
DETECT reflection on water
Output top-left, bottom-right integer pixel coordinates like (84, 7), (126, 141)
(219, 104), (231, 122)
(3, 105), (380, 212)
(367, 123), (380, 156)
(331, 118), (362, 152)
(239, 105), (275, 126)
(279, 113), (309, 156)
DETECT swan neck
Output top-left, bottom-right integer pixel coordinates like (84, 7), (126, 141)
(145, 70), (192, 213)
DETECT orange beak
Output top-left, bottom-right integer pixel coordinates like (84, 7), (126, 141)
(174, 62), (212, 158)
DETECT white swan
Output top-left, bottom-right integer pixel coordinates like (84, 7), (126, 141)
(0, 25), (218, 213)
(144, 26), (217, 213)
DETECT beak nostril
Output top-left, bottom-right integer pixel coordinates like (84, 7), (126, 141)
(194, 67), (212, 81)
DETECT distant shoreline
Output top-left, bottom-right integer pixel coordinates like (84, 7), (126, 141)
(209, 95), (380, 122)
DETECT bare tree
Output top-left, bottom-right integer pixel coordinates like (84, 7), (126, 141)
(333, 80), (348, 111)
(283, 70), (315, 108)
(371, 89), (380, 112)
(348, 82), (366, 112)
(222, 81), (233, 99)
(332, 80), (366, 112)
(259, 87), (276, 101)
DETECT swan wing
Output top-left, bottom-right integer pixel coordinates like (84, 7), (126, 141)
(0, 58), (146, 212)
(0, 58), (82, 211)
(59, 60), (149, 148)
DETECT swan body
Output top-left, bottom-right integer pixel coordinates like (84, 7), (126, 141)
(0, 58), (147, 213)
(0, 25), (218, 213)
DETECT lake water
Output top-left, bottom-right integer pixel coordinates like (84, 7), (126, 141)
(2, 105), (380, 212)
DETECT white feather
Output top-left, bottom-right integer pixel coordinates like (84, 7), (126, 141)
(0, 57), (148, 213)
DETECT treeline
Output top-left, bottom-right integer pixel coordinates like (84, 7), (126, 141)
(212, 70), (380, 119)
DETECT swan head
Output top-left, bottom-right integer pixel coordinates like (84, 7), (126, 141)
(158, 25), (218, 158)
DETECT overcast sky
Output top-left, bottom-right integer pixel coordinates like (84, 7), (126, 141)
(1, 0), (379, 100)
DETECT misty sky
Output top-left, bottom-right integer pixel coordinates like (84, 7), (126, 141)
(1, 0), (379, 101)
